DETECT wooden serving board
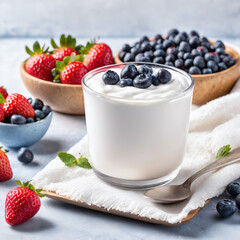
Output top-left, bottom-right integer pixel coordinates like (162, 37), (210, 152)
(42, 190), (210, 226)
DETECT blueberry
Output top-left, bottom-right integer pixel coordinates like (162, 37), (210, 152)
(42, 105), (52, 116)
(130, 46), (141, 56)
(154, 34), (163, 42)
(223, 56), (235, 67)
(11, 114), (26, 124)
(154, 43), (164, 50)
(119, 51), (126, 61)
(174, 59), (184, 69)
(218, 62), (227, 71)
(118, 78), (133, 87)
(216, 199), (236, 218)
(102, 70), (120, 85)
(174, 34), (184, 45)
(120, 64), (138, 79)
(191, 49), (201, 58)
(158, 69), (172, 84)
(216, 48), (225, 55)
(31, 98), (44, 110)
(179, 31), (189, 41)
(184, 59), (193, 68)
(178, 41), (191, 52)
(137, 65), (153, 75)
(189, 66), (201, 74)
(183, 53), (193, 60)
(141, 41), (152, 52)
(202, 68), (213, 74)
(17, 147), (34, 164)
(153, 49), (165, 58)
(153, 57), (165, 64)
(163, 39), (175, 50)
(139, 36), (149, 43)
(144, 50), (154, 60)
(121, 44), (131, 52)
(235, 194), (240, 209)
(28, 98), (33, 104)
(204, 53), (220, 63)
(189, 36), (200, 48)
(165, 54), (175, 63)
(196, 46), (208, 55)
(139, 56), (151, 62)
(165, 61), (174, 67)
(167, 29), (179, 37)
(123, 52), (135, 62)
(26, 117), (34, 123)
(227, 182), (240, 197)
(133, 74), (152, 89)
(201, 41), (211, 50)
(166, 47), (177, 56)
(190, 30), (200, 38)
(214, 40), (225, 50)
(149, 41), (157, 48)
(193, 56), (205, 69)
(201, 36), (209, 42)
(152, 74), (160, 86)
(35, 109), (45, 121)
(177, 51), (185, 59)
(207, 60), (218, 73)
(135, 53), (144, 62)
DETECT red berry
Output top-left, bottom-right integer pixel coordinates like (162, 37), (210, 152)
(0, 105), (4, 122)
(0, 86), (8, 99)
(52, 48), (78, 61)
(0, 148), (12, 181)
(3, 93), (35, 118)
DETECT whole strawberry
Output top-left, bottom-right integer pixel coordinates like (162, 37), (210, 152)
(52, 53), (88, 85)
(82, 42), (114, 71)
(5, 180), (44, 225)
(3, 93), (35, 118)
(51, 34), (83, 61)
(0, 147), (12, 181)
(0, 86), (8, 99)
(25, 41), (56, 81)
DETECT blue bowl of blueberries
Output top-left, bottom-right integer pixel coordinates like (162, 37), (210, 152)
(0, 98), (52, 148)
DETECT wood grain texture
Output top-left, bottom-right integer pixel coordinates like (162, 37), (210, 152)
(42, 190), (210, 226)
(115, 40), (240, 105)
(20, 63), (85, 115)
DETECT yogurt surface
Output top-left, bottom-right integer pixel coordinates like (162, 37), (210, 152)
(86, 67), (190, 100)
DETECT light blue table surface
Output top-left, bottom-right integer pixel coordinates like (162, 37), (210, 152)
(1, 38), (240, 240)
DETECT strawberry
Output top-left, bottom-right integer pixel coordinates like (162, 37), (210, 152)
(0, 86), (8, 99)
(0, 147), (12, 181)
(3, 93), (35, 118)
(25, 41), (56, 81)
(82, 41), (114, 71)
(52, 53), (88, 85)
(5, 180), (44, 225)
(51, 34), (83, 61)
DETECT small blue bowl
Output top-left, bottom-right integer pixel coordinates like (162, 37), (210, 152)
(0, 112), (53, 148)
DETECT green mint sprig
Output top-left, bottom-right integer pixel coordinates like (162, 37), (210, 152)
(216, 145), (231, 159)
(58, 152), (92, 169)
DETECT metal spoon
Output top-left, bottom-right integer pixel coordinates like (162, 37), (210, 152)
(144, 147), (240, 204)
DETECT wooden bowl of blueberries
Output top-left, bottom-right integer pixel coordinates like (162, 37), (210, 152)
(115, 29), (240, 105)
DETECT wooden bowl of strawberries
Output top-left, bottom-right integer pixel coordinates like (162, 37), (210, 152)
(20, 35), (114, 115)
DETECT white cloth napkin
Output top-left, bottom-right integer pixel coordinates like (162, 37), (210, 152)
(32, 80), (240, 224)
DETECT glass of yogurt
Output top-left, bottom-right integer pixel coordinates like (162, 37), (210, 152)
(82, 63), (194, 189)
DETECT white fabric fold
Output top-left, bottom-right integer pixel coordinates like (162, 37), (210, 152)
(32, 80), (240, 224)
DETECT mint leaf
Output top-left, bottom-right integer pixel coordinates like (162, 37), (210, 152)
(0, 93), (5, 104)
(216, 145), (231, 159)
(76, 154), (92, 169)
(58, 152), (76, 167)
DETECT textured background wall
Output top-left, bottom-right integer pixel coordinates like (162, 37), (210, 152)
(0, 0), (239, 38)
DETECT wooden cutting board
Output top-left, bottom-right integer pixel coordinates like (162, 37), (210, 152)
(42, 190), (210, 226)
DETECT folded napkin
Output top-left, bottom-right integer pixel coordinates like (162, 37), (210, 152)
(32, 80), (240, 224)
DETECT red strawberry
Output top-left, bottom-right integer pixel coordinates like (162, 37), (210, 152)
(51, 34), (82, 61)
(0, 147), (12, 181)
(52, 53), (88, 85)
(82, 42), (114, 71)
(3, 93), (35, 118)
(0, 105), (4, 122)
(25, 41), (56, 81)
(5, 180), (44, 225)
(0, 86), (8, 99)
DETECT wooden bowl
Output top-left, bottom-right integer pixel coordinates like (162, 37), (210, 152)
(20, 63), (84, 115)
(115, 41), (240, 105)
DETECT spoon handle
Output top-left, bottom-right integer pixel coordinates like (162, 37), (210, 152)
(183, 147), (240, 188)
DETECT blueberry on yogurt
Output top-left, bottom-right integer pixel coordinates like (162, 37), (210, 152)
(157, 69), (172, 84)
(120, 64), (138, 79)
(102, 70), (120, 85)
(118, 78), (133, 87)
(133, 74), (152, 89)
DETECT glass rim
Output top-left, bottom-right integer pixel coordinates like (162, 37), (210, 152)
(82, 62), (194, 103)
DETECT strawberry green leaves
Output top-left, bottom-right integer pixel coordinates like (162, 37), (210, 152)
(216, 145), (231, 159)
(16, 180), (45, 198)
(58, 152), (92, 169)
(25, 41), (50, 56)
(0, 93), (5, 104)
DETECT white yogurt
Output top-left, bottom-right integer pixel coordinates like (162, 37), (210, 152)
(83, 64), (194, 188)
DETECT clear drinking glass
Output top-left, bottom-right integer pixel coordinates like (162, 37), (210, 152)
(82, 63), (194, 189)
